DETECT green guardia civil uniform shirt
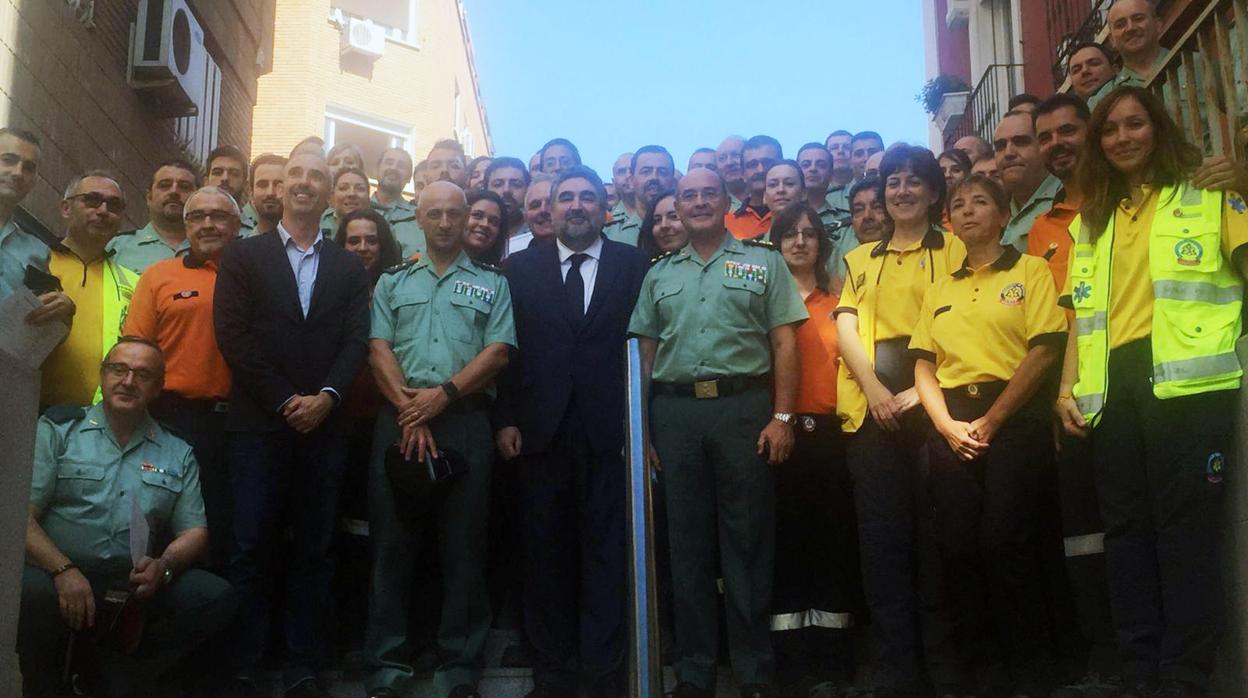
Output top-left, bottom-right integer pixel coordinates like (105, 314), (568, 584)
(1002, 174), (1063, 251)
(106, 222), (190, 274)
(239, 203), (259, 237)
(0, 214), (52, 301)
(629, 235), (808, 383)
(30, 403), (206, 572)
(1087, 48), (1172, 110)
(372, 195), (426, 257)
(825, 179), (855, 219)
(370, 251), (516, 392)
(604, 206), (642, 247)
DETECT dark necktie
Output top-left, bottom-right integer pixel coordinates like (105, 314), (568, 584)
(565, 253), (587, 322)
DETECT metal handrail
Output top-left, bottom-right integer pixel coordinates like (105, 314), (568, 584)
(946, 64), (1024, 149)
(625, 338), (661, 697)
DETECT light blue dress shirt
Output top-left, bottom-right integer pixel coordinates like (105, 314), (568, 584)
(277, 222), (323, 318)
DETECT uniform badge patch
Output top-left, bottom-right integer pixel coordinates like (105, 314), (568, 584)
(1174, 239), (1204, 267)
(999, 282), (1025, 306)
(172, 289), (199, 300)
(1073, 281), (1092, 303)
(1229, 193), (1247, 214)
(1207, 452), (1225, 484)
(724, 261), (768, 284)
(452, 280), (496, 304)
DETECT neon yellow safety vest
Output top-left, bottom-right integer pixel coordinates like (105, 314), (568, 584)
(91, 257), (138, 403)
(1070, 183), (1242, 427)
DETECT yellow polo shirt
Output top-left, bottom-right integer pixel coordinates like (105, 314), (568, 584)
(910, 246), (1067, 388)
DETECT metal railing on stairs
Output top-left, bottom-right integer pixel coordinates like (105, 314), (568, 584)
(1048, 0), (1112, 90)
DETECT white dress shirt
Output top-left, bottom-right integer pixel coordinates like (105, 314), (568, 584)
(557, 236), (602, 313)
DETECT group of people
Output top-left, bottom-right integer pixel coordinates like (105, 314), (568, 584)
(2, 2), (1246, 698)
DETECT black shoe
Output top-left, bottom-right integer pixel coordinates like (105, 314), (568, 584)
(1153, 681), (1200, 698)
(447, 685), (481, 698)
(666, 682), (713, 698)
(1050, 673), (1123, 698)
(740, 684), (776, 698)
(367, 689), (397, 698)
(284, 678), (339, 698)
(1116, 680), (1157, 698)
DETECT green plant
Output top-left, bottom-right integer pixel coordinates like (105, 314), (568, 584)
(917, 74), (971, 115)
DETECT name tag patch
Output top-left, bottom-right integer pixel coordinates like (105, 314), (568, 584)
(172, 289), (199, 300)
(453, 280), (495, 304)
(725, 261), (768, 284)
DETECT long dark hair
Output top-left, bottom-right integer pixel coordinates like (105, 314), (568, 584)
(769, 202), (831, 293)
(1076, 85), (1202, 237)
(637, 189), (676, 259)
(466, 189), (509, 265)
(335, 208), (401, 281)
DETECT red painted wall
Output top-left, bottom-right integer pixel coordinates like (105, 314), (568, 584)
(934, 0), (973, 84)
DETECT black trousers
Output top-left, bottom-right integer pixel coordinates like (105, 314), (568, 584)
(1091, 339), (1234, 689)
(18, 565), (235, 697)
(847, 413), (959, 688)
(227, 428), (349, 685)
(519, 405), (626, 695)
(926, 386), (1055, 683)
(149, 394), (232, 572)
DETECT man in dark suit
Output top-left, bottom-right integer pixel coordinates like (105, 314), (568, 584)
(495, 165), (649, 698)
(213, 150), (371, 698)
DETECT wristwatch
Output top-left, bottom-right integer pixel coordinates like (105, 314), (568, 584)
(160, 558), (174, 586)
(772, 412), (796, 426)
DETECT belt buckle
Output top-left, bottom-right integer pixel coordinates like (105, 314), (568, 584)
(693, 379), (719, 399)
(212, 401), (229, 413)
(801, 416), (816, 432)
(965, 384), (981, 399)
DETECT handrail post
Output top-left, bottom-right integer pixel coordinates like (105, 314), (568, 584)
(625, 338), (662, 697)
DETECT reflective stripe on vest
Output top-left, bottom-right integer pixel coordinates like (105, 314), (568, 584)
(1071, 183), (1242, 426)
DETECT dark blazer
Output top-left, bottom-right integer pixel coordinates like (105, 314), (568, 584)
(496, 236), (649, 455)
(213, 230), (371, 433)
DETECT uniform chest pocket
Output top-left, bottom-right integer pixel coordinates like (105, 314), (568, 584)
(653, 281), (684, 323)
(448, 294), (491, 342)
(389, 292), (430, 339)
(1068, 247), (1097, 309)
(721, 276), (766, 322)
(139, 467), (184, 520)
(55, 461), (107, 503)
(1155, 223), (1222, 275)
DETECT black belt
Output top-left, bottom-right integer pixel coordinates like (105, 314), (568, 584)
(651, 374), (771, 399)
(440, 393), (493, 415)
(153, 393), (229, 414)
(795, 413), (839, 433)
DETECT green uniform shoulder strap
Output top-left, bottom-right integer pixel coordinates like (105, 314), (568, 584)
(743, 238), (775, 249)
(473, 259), (502, 273)
(650, 249), (677, 265)
(383, 257), (418, 275)
(42, 405), (86, 424)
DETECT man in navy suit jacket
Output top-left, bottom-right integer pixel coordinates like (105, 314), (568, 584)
(214, 151), (370, 698)
(494, 166), (648, 697)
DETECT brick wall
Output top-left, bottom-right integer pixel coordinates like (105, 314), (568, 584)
(0, 0), (275, 230)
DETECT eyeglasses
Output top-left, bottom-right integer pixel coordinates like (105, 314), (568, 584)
(66, 192), (126, 214)
(185, 210), (239, 225)
(100, 361), (161, 383)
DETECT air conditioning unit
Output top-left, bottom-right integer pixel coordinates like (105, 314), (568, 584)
(127, 0), (208, 118)
(340, 17), (386, 59)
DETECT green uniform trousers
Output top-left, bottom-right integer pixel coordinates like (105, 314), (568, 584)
(651, 385), (776, 689)
(364, 405), (494, 697)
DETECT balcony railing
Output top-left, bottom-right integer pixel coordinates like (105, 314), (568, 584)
(945, 64), (1023, 150)
(1149, 0), (1248, 157)
(1049, 0), (1111, 89)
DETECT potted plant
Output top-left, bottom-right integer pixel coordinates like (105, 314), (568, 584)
(917, 74), (971, 132)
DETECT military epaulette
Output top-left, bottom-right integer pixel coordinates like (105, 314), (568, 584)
(473, 259), (502, 273)
(383, 257), (417, 275)
(743, 238), (775, 249)
(115, 229), (139, 237)
(392, 214), (419, 224)
(42, 405), (86, 424)
(650, 250), (677, 265)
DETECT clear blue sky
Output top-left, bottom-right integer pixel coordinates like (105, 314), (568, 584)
(461, 0), (930, 177)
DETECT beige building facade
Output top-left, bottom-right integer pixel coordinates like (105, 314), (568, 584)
(251, 0), (491, 181)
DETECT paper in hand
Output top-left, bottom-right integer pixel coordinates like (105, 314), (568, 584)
(130, 495), (150, 568)
(0, 287), (69, 369)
